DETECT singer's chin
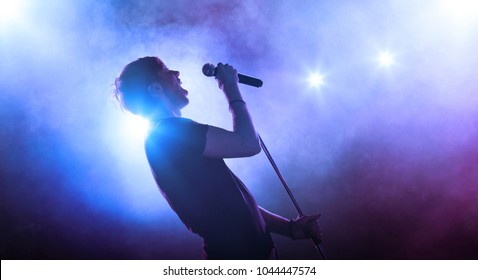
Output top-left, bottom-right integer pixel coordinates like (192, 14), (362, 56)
(180, 93), (189, 108)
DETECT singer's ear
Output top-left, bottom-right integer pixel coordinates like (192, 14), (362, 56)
(148, 82), (163, 95)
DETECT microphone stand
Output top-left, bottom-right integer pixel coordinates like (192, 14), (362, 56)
(258, 134), (327, 260)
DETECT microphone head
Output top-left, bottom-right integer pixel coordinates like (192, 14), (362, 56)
(202, 63), (216, 77)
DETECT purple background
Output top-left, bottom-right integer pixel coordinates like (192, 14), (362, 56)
(1, 0), (477, 259)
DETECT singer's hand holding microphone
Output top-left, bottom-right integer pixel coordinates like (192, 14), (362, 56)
(202, 63), (263, 88)
(208, 63), (239, 91)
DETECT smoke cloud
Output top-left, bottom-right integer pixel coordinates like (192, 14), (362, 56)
(1, 0), (477, 259)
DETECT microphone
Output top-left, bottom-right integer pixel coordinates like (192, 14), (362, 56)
(202, 63), (263, 88)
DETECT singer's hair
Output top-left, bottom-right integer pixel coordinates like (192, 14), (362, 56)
(113, 56), (164, 117)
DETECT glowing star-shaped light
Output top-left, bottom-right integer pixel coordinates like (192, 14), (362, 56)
(308, 72), (325, 88)
(378, 51), (395, 68)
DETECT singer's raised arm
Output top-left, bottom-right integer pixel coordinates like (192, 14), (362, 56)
(203, 63), (261, 158)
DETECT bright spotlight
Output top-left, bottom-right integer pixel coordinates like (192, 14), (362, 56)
(308, 72), (325, 88)
(0, 0), (26, 27)
(378, 51), (395, 68)
(439, 0), (478, 26)
(124, 114), (151, 139)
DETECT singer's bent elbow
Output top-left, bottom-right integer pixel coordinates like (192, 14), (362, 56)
(248, 143), (262, 156)
(243, 137), (262, 156)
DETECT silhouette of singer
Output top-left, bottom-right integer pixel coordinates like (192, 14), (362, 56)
(114, 56), (322, 259)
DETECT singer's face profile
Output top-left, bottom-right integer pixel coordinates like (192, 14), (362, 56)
(153, 57), (189, 110)
(114, 56), (190, 118)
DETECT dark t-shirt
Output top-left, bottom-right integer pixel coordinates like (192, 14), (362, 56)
(144, 117), (274, 259)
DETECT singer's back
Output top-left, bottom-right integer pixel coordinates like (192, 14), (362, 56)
(145, 117), (275, 259)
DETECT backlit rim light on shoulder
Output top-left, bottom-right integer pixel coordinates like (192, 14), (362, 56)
(123, 113), (151, 139)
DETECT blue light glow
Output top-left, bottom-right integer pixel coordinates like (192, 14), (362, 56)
(0, 0), (26, 27)
(123, 113), (151, 140)
(439, 0), (478, 26)
(2, 0), (478, 260)
(377, 51), (395, 68)
(307, 72), (325, 88)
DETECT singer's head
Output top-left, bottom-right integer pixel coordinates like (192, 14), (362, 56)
(113, 56), (189, 119)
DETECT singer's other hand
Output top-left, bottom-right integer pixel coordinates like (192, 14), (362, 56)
(290, 214), (322, 242)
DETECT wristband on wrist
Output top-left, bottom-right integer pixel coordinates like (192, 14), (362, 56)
(228, 99), (246, 106)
